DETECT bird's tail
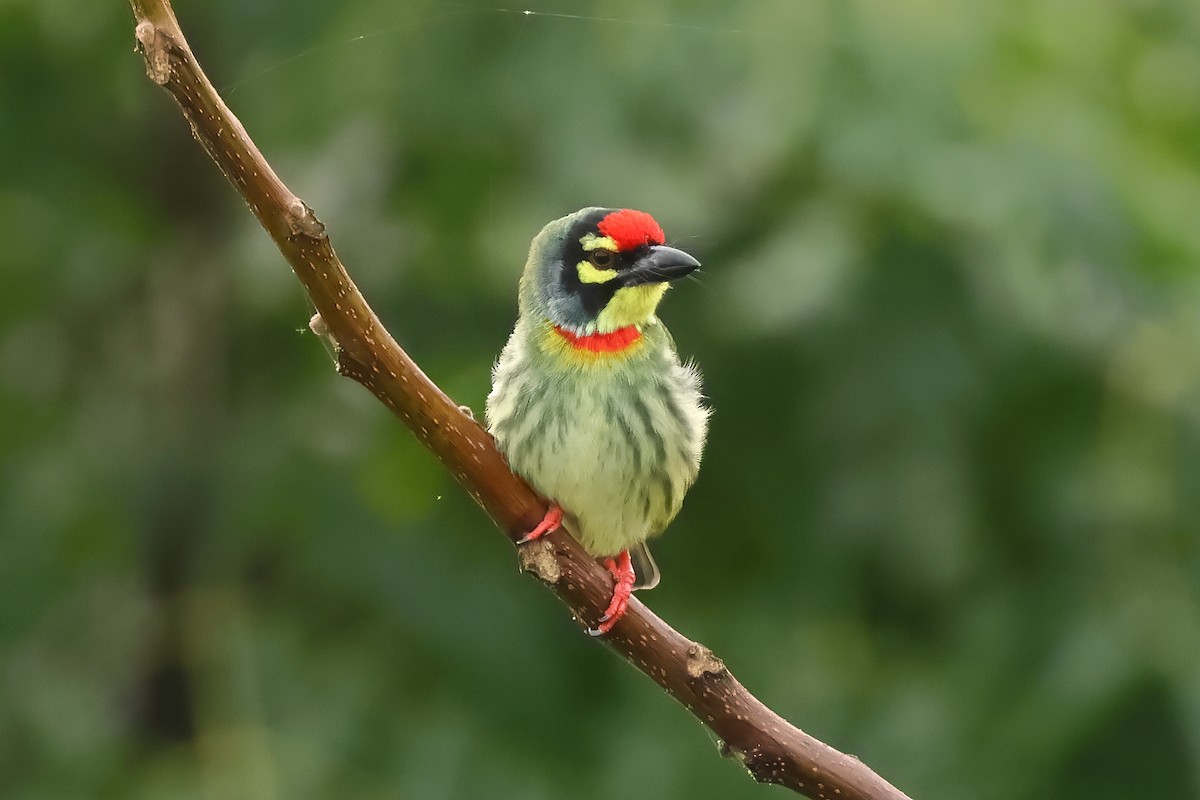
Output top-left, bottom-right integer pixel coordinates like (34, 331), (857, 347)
(629, 541), (661, 591)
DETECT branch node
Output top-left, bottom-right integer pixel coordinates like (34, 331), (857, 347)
(287, 198), (328, 240)
(517, 539), (562, 585)
(686, 643), (727, 679)
(742, 749), (792, 788)
(721, 742), (790, 789)
(134, 21), (172, 85)
(336, 351), (371, 382)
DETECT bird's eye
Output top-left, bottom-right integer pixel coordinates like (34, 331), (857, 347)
(588, 249), (615, 269)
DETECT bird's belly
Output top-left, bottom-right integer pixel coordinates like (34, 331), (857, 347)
(523, 405), (650, 556)
(510, 382), (695, 558)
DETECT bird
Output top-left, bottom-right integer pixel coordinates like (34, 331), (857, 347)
(486, 207), (709, 635)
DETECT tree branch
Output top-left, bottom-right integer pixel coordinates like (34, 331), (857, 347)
(127, 3), (913, 798)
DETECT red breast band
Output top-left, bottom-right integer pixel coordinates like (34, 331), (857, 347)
(554, 325), (642, 353)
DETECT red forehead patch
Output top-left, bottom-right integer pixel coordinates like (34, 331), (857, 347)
(597, 209), (666, 251)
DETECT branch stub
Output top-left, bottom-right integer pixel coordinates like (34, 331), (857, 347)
(517, 539), (562, 585)
(134, 21), (171, 84)
(287, 198), (328, 240)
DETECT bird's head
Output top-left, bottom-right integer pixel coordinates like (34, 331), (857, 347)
(519, 207), (700, 334)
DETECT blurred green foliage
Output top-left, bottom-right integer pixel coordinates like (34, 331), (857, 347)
(2, 1), (1199, 798)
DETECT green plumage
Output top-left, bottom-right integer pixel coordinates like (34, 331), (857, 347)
(486, 208), (708, 591)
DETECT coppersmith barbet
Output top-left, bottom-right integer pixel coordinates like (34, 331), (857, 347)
(486, 207), (708, 634)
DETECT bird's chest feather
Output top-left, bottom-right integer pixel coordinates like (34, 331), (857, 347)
(523, 371), (682, 554)
(486, 330), (706, 556)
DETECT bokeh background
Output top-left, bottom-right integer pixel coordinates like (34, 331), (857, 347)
(3, 1), (1200, 798)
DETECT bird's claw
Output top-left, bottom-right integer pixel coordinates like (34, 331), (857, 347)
(517, 504), (562, 545)
(586, 551), (635, 636)
(585, 613), (618, 638)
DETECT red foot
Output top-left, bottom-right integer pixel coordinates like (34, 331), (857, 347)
(588, 550), (635, 636)
(518, 504), (562, 544)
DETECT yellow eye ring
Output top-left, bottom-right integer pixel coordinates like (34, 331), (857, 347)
(588, 249), (616, 269)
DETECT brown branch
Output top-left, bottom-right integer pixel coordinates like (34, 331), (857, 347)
(127, 4), (913, 799)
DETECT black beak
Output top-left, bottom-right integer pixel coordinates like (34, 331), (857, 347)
(621, 245), (701, 287)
